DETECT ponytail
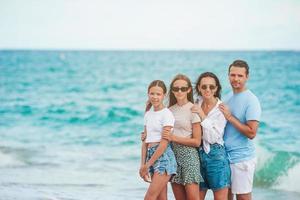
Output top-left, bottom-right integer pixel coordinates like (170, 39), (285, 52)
(145, 101), (152, 112)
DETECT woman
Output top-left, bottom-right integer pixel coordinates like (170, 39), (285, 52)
(163, 74), (202, 200)
(191, 72), (230, 200)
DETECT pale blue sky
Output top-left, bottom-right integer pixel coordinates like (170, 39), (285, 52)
(0, 0), (300, 50)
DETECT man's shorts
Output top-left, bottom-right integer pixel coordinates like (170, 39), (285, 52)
(230, 157), (257, 194)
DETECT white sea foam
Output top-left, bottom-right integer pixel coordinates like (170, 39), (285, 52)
(255, 141), (300, 193)
(0, 150), (25, 167)
(255, 142), (275, 171)
(273, 162), (300, 193)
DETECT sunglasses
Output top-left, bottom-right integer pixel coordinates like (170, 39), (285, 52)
(200, 84), (217, 90)
(172, 86), (189, 92)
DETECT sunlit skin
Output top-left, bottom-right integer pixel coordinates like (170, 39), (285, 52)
(219, 66), (259, 200)
(198, 77), (218, 110)
(229, 66), (249, 93)
(219, 66), (258, 139)
(191, 77), (218, 120)
(141, 85), (172, 200)
(193, 77), (228, 200)
(167, 79), (201, 200)
(148, 86), (165, 111)
(172, 79), (191, 105)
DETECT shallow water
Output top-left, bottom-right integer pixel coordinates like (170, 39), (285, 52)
(0, 50), (299, 199)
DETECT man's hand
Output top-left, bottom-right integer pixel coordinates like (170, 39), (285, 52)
(219, 103), (232, 121)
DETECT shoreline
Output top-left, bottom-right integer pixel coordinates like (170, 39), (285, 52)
(194, 187), (300, 200)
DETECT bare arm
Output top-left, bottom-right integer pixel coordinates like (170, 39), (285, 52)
(146, 126), (172, 167)
(227, 118), (259, 139)
(140, 126), (171, 177)
(169, 122), (201, 147)
(219, 103), (259, 139)
(146, 138), (168, 167)
(140, 128), (148, 166)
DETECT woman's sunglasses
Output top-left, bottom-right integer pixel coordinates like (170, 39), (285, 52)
(172, 86), (189, 92)
(200, 84), (216, 90)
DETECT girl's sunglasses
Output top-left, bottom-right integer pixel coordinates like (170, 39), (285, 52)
(200, 84), (216, 90)
(172, 86), (189, 92)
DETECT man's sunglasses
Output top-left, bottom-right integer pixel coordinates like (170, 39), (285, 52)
(172, 86), (189, 92)
(200, 84), (216, 90)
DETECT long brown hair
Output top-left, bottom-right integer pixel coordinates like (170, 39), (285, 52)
(145, 80), (167, 112)
(168, 74), (194, 107)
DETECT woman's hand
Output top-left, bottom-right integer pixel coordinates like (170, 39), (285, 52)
(139, 164), (149, 178)
(139, 164), (151, 183)
(140, 131), (146, 141)
(142, 174), (151, 183)
(191, 104), (205, 120)
(162, 129), (172, 141)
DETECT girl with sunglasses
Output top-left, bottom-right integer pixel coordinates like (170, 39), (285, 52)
(162, 74), (203, 200)
(140, 80), (177, 200)
(192, 72), (230, 200)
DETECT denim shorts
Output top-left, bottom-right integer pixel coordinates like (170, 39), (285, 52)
(199, 143), (231, 191)
(147, 144), (177, 176)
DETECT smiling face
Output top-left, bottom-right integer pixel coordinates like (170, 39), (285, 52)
(198, 77), (217, 100)
(148, 86), (165, 110)
(172, 79), (191, 102)
(229, 66), (248, 92)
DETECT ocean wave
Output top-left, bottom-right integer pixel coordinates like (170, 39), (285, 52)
(0, 105), (35, 116)
(273, 162), (300, 193)
(106, 106), (141, 122)
(0, 150), (26, 168)
(255, 143), (300, 193)
(1, 50), (300, 198)
(35, 105), (142, 127)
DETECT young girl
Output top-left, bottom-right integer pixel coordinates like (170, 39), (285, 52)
(191, 72), (230, 200)
(163, 74), (203, 200)
(140, 80), (177, 200)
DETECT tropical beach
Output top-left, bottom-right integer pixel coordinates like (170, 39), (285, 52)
(0, 51), (300, 199)
(1, 0), (300, 199)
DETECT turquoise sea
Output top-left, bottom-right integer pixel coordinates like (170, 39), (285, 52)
(0, 50), (299, 200)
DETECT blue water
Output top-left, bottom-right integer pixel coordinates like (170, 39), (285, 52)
(0, 50), (300, 200)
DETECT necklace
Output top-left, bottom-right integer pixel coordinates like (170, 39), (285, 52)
(201, 98), (217, 114)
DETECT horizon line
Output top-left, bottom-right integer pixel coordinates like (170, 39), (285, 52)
(0, 48), (299, 52)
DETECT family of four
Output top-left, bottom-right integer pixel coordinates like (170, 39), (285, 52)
(139, 60), (262, 200)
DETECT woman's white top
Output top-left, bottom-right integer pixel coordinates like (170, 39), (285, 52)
(144, 108), (175, 143)
(198, 97), (227, 154)
(169, 102), (201, 138)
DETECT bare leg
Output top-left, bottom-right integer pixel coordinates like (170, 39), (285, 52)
(228, 188), (233, 200)
(157, 184), (168, 200)
(171, 183), (186, 200)
(185, 183), (200, 200)
(213, 188), (228, 200)
(236, 193), (251, 200)
(144, 172), (171, 200)
(199, 189), (207, 200)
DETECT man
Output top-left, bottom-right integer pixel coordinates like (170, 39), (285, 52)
(219, 60), (261, 200)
